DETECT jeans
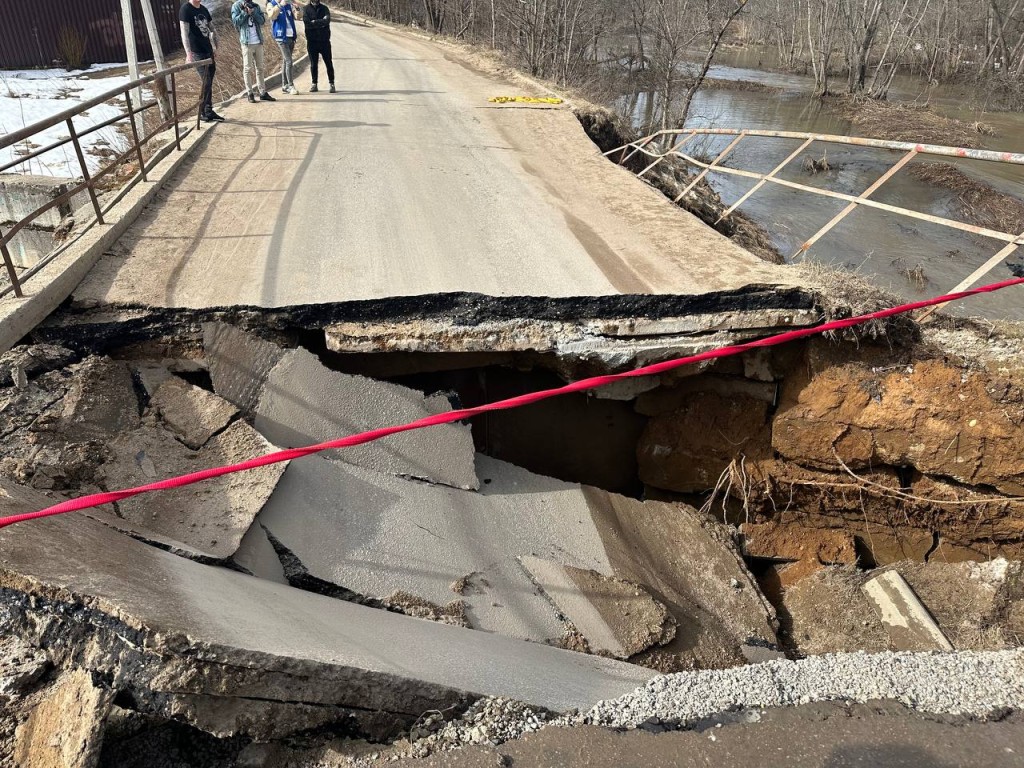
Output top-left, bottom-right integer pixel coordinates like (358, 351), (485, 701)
(241, 42), (266, 94)
(277, 38), (295, 88)
(308, 38), (334, 84)
(196, 59), (216, 114)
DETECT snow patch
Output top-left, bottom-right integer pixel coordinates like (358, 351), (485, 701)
(0, 65), (148, 178)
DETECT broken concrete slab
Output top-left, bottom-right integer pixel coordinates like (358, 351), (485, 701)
(862, 570), (955, 651)
(583, 488), (779, 669)
(521, 556), (675, 659)
(149, 376), (239, 449)
(0, 514), (657, 724)
(323, 305), (819, 372)
(0, 344), (78, 387)
(204, 323), (479, 489)
(204, 323), (287, 415)
(48, 356), (140, 443)
(13, 668), (113, 768)
(231, 523), (288, 584)
(102, 420), (287, 561)
(254, 347), (479, 489)
(257, 453), (775, 666)
(257, 455), (604, 643)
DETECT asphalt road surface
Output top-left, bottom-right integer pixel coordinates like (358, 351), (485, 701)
(74, 19), (792, 309)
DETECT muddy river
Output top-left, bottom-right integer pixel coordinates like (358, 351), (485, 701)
(618, 53), (1024, 320)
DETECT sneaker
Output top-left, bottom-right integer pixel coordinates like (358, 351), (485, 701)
(247, 92), (257, 103)
(261, 91), (276, 101)
(282, 85), (294, 94)
(329, 83), (336, 93)
(206, 110), (226, 121)
(310, 83), (318, 92)
(200, 112), (217, 123)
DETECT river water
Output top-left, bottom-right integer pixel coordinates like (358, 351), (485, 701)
(617, 54), (1024, 320)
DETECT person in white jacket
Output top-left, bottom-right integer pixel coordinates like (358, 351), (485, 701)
(267, 0), (301, 94)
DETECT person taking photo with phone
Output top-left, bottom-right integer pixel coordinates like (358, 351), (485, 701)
(231, 0), (276, 103)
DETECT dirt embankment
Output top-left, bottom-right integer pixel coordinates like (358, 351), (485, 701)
(637, 326), (1024, 567)
(575, 107), (783, 264)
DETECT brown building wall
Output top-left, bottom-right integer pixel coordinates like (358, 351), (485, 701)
(0, 0), (184, 69)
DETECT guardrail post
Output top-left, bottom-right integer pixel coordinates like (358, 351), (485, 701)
(124, 91), (148, 183)
(66, 117), (105, 225)
(0, 231), (23, 298)
(170, 72), (182, 151)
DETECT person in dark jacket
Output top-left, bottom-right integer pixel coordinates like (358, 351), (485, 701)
(302, 0), (335, 93)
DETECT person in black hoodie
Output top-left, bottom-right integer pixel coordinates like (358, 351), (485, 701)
(302, 0), (335, 93)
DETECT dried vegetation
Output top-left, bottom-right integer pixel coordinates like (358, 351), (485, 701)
(909, 162), (1024, 234)
(825, 95), (996, 147)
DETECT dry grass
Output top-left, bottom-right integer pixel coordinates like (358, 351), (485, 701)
(825, 95), (996, 148)
(909, 162), (1024, 235)
(701, 77), (785, 94)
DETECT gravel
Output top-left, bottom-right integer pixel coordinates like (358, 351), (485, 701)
(586, 650), (1024, 728)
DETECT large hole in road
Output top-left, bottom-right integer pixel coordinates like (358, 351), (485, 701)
(3, 311), (1023, 762)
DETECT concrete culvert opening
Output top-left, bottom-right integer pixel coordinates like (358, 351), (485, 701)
(2, 303), (1024, 765)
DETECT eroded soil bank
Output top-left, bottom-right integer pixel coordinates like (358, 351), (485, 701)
(1, 288), (1022, 765)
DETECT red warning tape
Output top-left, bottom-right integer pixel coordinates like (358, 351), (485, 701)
(2, 276), (1023, 530)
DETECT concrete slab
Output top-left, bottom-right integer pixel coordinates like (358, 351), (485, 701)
(204, 323), (287, 416)
(256, 455), (603, 643)
(521, 556), (675, 659)
(0, 514), (657, 717)
(57, 356), (140, 443)
(13, 667), (113, 768)
(102, 420), (287, 561)
(150, 376), (239, 449)
(863, 570), (955, 651)
(231, 523), (288, 584)
(204, 324), (478, 489)
(253, 347), (479, 490)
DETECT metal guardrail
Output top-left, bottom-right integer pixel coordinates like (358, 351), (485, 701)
(0, 59), (212, 300)
(607, 129), (1024, 319)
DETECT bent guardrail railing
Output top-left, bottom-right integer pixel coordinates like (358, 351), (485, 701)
(607, 128), (1024, 319)
(0, 59), (212, 300)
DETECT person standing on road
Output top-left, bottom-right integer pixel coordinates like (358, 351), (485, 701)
(267, 0), (300, 94)
(303, 0), (335, 93)
(231, 0), (276, 103)
(179, 0), (223, 122)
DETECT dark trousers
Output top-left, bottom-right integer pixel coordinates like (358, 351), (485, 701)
(308, 39), (334, 84)
(196, 59), (216, 114)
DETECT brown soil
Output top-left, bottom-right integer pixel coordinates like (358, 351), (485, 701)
(909, 162), (1024, 234)
(824, 95), (996, 147)
(639, 335), (1024, 564)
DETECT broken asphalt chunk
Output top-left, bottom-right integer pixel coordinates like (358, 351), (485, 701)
(0, 514), (657, 726)
(149, 376), (239, 449)
(204, 323), (479, 489)
(102, 420), (287, 561)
